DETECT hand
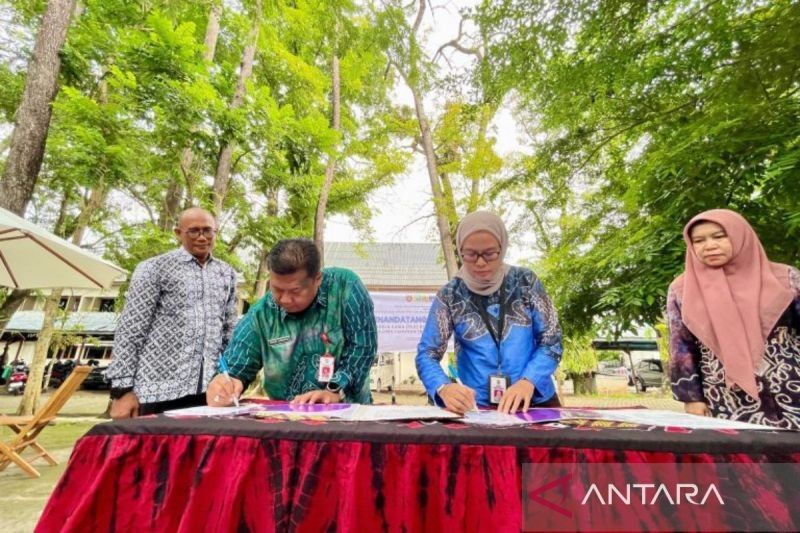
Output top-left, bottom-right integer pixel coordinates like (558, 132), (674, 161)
(110, 392), (140, 420)
(291, 390), (342, 405)
(498, 379), (535, 414)
(684, 401), (710, 417)
(206, 374), (244, 407)
(438, 383), (477, 415)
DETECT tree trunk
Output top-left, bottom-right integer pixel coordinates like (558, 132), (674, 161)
(571, 372), (598, 395)
(18, 289), (61, 415)
(212, 5), (260, 215)
(467, 103), (494, 213)
(438, 170), (459, 255)
(398, 0), (458, 278)
(411, 85), (459, 278)
(159, 2), (223, 229)
(70, 183), (107, 245)
(253, 248), (270, 301)
(313, 52), (341, 262)
(0, 0), (77, 216)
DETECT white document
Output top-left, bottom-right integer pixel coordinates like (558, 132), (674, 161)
(251, 404), (356, 419)
(591, 409), (788, 430)
(163, 404), (260, 417)
(461, 410), (531, 427)
(344, 405), (461, 422)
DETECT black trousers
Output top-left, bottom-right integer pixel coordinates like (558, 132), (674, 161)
(138, 393), (206, 416)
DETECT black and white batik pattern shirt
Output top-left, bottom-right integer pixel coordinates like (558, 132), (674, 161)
(106, 247), (238, 404)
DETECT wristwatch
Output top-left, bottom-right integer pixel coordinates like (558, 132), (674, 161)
(326, 382), (345, 400)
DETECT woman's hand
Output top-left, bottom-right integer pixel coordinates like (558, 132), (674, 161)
(438, 383), (477, 415)
(684, 401), (710, 417)
(498, 378), (535, 414)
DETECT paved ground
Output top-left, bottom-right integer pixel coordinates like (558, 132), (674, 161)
(0, 387), (682, 532)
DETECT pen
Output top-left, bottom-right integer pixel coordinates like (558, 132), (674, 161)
(218, 357), (239, 407)
(455, 377), (479, 412)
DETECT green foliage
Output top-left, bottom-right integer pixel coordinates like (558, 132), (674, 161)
(479, 0), (800, 335)
(560, 333), (599, 377)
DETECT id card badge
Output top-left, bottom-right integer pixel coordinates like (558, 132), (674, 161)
(318, 355), (335, 383)
(489, 374), (509, 404)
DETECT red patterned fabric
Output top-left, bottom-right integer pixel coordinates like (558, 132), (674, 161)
(37, 430), (800, 532)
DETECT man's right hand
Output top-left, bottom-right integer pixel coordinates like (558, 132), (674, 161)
(684, 401), (710, 417)
(206, 374), (244, 407)
(438, 383), (477, 415)
(110, 392), (140, 420)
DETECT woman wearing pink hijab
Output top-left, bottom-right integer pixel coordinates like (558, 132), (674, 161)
(668, 209), (800, 429)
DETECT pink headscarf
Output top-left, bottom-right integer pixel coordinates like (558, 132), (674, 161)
(671, 209), (794, 398)
(454, 211), (511, 296)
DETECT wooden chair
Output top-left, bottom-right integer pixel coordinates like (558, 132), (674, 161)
(0, 365), (90, 478)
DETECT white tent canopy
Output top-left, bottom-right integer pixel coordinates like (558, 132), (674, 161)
(0, 207), (126, 289)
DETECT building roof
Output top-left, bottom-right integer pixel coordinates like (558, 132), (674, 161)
(324, 242), (448, 290)
(4, 311), (118, 335)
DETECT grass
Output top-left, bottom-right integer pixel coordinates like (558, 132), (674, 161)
(0, 421), (98, 533)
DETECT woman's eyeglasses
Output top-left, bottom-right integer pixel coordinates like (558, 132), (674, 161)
(461, 249), (500, 263)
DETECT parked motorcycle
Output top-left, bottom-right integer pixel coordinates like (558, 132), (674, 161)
(7, 363), (29, 395)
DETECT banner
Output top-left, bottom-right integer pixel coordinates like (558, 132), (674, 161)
(370, 292), (437, 352)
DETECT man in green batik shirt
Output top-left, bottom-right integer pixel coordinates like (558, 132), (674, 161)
(206, 238), (377, 405)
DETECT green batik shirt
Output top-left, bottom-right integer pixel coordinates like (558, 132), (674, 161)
(223, 267), (377, 403)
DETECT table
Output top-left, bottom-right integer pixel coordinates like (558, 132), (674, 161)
(36, 410), (800, 532)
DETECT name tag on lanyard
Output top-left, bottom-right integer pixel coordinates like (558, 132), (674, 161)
(471, 284), (508, 403)
(317, 330), (334, 383)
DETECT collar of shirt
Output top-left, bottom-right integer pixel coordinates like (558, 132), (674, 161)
(177, 246), (214, 266)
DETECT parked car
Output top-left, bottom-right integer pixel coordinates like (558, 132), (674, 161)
(631, 359), (664, 392)
(369, 353), (395, 392)
(597, 361), (629, 378)
(81, 365), (110, 390)
(48, 359), (77, 389)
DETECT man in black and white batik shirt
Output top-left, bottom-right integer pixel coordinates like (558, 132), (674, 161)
(106, 207), (238, 418)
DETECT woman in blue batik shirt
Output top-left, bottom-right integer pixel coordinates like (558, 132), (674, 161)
(416, 211), (563, 414)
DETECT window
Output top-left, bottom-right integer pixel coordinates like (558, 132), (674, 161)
(83, 346), (112, 360)
(58, 297), (79, 312)
(98, 298), (116, 312)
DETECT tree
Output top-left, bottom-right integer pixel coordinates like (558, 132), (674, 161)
(211, 0), (261, 216)
(0, 0), (78, 338)
(0, 0), (77, 216)
(379, 0), (459, 278)
(478, 0), (800, 335)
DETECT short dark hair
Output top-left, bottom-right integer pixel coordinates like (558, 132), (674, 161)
(267, 239), (321, 278)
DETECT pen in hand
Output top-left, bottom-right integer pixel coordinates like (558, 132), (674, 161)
(218, 357), (239, 407)
(455, 377), (479, 412)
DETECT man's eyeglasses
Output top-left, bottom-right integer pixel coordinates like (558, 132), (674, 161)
(461, 249), (501, 263)
(183, 227), (217, 239)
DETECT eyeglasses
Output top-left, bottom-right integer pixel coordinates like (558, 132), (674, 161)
(183, 227), (217, 239)
(460, 249), (501, 263)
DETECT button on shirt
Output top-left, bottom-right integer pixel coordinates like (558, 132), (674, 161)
(223, 267), (377, 403)
(106, 248), (238, 404)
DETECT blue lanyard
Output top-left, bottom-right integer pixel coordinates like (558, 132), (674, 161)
(470, 282), (507, 371)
